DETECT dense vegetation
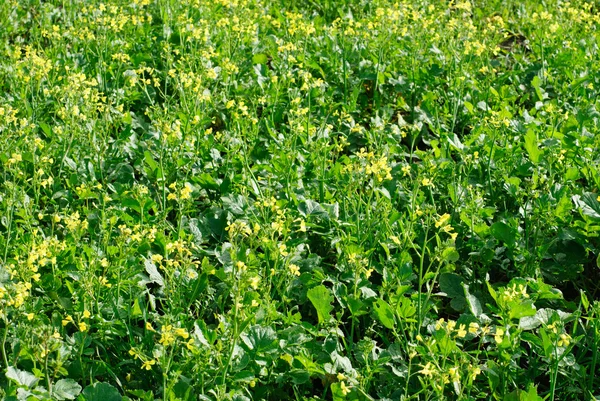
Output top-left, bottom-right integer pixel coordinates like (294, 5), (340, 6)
(1, 0), (600, 399)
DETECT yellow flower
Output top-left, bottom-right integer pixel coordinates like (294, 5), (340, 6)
(62, 315), (74, 326)
(402, 165), (411, 176)
(159, 325), (175, 346)
(249, 276), (260, 290)
(494, 327), (504, 344)
(419, 362), (435, 378)
(421, 178), (433, 187)
(26, 313), (34, 321)
(470, 365), (481, 380)
(79, 322), (88, 332)
(174, 328), (189, 339)
(557, 333), (571, 347)
(340, 381), (351, 396)
(83, 310), (91, 319)
(456, 324), (467, 338)
(288, 264), (301, 276)
(448, 366), (460, 382)
(468, 322), (479, 334)
(146, 322), (155, 331)
(141, 359), (155, 370)
(435, 213), (450, 228)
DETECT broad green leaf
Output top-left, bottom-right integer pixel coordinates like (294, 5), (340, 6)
(240, 325), (278, 353)
(509, 300), (536, 320)
(252, 53), (268, 64)
(80, 382), (122, 401)
(54, 379), (82, 400)
(463, 283), (482, 317)
(490, 221), (516, 246)
(6, 367), (38, 388)
(144, 259), (164, 287)
(441, 247), (460, 263)
(131, 298), (143, 318)
(373, 298), (395, 329)
(524, 130), (541, 163)
(572, 193), (600, 220)
(306, 285), (333, 324)
(396, 297), (416, 320)
(439, 273), (464, 298)
(298, 199), (328, 218)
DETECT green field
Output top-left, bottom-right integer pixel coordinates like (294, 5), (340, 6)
(1, 0), (600, 399)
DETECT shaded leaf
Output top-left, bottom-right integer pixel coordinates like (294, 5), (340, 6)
(307, 285), (334, 324)
(373, 299), (395, 329)
(54, 379), (82, 400)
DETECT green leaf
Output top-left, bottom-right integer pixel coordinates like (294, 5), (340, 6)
(441, 247), (460, 263)
(54, 379), (82, 400)
(307, 285), (334, 324)
(523, 130), (541, 164)
(373, 299), (395, 329)
(504, 384), (543, 401)
(240, 325), (278, 354)
(298, 199), (328, 218)
(490, 221), (516, 246)
(144, 259), (164, 287)
(80, 382), (122, 401)
(572, 193), (600, 220)
(6, 367), (38, 388)
(439, 273), (464, 298)
(252, 53), (268, 64)
(396, 297), (416, 320)
(509, 300), (536, 320)
(463, 283), (482, 317)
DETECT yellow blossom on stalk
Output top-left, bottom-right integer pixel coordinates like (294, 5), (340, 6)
(402, 165), (411, 176)
(62, 315), (74, 326)
(141, 359), (155, 370)
(249, 276), (260, 289)
(146, 322), (155, 331)
(448, 366), (460, 383)
(390, 235), (401, 245)
(469, 322), (479, 334)
(421, 178), (433, 187)
(557, 333), (571, 347)
(419, 362), (436, 378)
(435, 213), (451, 228)
(288, 264), (300, 276)
(470, 365), (481, 380)
(79, 322), (88, 332)
(456, 324), (467, 338)
(83, 310), (91, 319)
(174, 328), (189, 339)
(495, 327), (504, 344)
(340, 381), (351, 396)
(159, 325), (175, 346)
(129, 348), (141, 359)
(26, 313), (34, 321)
(179, 184), (192, 200)
(446, 320), (456, 332)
